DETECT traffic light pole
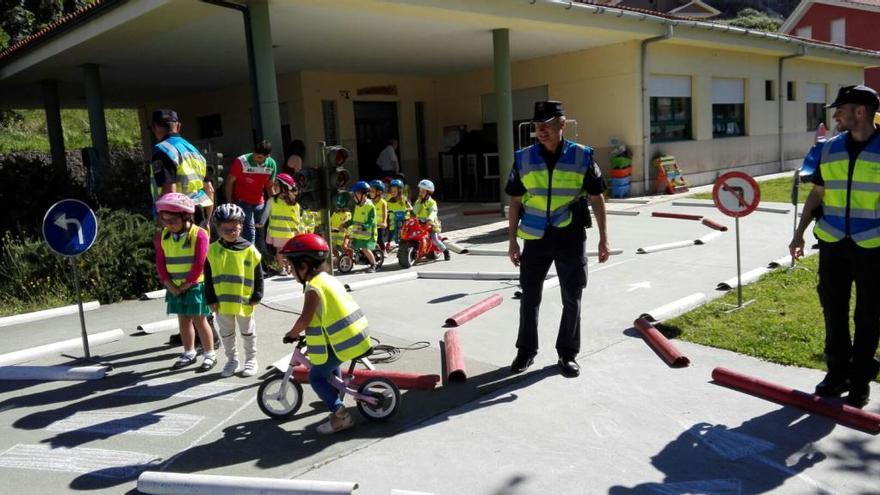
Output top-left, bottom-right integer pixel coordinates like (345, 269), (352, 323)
(320, 143), (335, 275)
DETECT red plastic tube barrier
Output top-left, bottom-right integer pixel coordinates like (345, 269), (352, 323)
(462, 209), (500, 216)
(445, 293), (503, 326)
(651, 211), (703, 221)
(291, 366), (439, 390)
(632, 317), (691, 368)
(701, 218), (729, 231)
(712, 367), (880, 434)
(443, 329), (467, 383)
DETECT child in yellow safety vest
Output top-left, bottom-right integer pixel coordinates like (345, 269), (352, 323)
(385, 178), (411, 253)
(261, 173), (301, 275)
(281, 233), (373, 434)
(345, 181), (379, 272)
(154, 193), (217, 371)
(330, 193), (352, 253)
(205, 204), (264, 378)
(368, 180), (389, 253)
(414, 179), (450, 261)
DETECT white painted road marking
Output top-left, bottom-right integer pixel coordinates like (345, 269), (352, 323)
(0, 444), (157, 478)
(47, 411), (204, 437)
(118, 378), (244, 401)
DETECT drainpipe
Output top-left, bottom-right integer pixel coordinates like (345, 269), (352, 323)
(778, 46), (806, 172)
(641, 24), (673, 195)
(201, 0), (263, 138)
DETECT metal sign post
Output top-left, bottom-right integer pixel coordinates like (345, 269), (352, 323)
(713, 172), (761, 311)
(42, 199), (99, 358)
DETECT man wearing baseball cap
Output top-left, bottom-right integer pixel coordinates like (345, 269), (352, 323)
(790, 84), (880, 408)
(506, 100), (610, 378)
(149, 109), (212, 221)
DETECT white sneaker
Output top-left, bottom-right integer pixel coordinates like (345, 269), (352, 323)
(317, 407), (354, 435)
(220, 359), (239, 378)
(240, 359), (258, 377)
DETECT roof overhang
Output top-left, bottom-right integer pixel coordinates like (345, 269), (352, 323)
(1, 0), (878, 109)
(781, 0), (880, 34)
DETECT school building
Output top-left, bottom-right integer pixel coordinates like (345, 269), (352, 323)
(1, 0), (878, 199)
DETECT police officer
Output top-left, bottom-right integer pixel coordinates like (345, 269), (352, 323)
(790, 85), (880, 409)
(507, 101), (610, 377)
(149, 109), (213, 224)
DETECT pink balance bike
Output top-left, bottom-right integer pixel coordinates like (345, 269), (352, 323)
(257, 335), (401, 421)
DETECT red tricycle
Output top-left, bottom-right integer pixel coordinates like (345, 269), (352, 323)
(397, 217), (443, 268)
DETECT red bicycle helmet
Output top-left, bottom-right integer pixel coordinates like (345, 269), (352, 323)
(281, 233), (329, 262)
(155, 193), (195, 214)
(276, 173), (297, 191)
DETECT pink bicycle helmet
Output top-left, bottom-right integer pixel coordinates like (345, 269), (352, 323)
(155, 193), (195, 214)
(276, 173), (297, 191)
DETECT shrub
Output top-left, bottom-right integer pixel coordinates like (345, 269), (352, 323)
(0, 208), (158, 307)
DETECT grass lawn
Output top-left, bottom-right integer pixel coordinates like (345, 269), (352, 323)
(660, 254), (878, 380)
(691, 176), (812, 204)
(0, 108), (140, 153)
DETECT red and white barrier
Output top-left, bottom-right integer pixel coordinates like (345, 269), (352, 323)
(632, 318), (690, 367)
(639, 293), (707, 322)
(137, 471), (358, 495)
(443, 329), (467, 382)
(651, 212), (703, 221)
(445, 294), (503, 327)
(712, 367), (880, 434)
(701, 218), (728, 231)
(0, 329), (124, 366)
(344, 272), (418, 292)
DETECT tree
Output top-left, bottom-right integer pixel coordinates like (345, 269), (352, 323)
(725, 8), (783, 32)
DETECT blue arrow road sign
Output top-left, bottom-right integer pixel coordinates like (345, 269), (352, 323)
(42, 199), (98, 256)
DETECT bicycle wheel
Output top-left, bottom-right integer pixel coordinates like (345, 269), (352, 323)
(257, 374), (304, 419)
(356, 377), (400, 421)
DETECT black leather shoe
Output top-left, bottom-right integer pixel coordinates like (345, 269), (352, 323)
(558, 358), (580, 378)
(510, 353), (535, 374)
(815, 373), (850, 397)
(846, 383), (870, 409)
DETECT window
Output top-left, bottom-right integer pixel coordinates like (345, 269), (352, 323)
(321, 100), (338, 145)
(197, 114), (222, 139)
(649, 75), (692, 142)
(787, 81), (797, 101)
(806, 83), (827, 131)
(712, 78), (745, 138)
(765, 80), (775, 101)
(796, 26), (812, 39)
(831, 18), (845, 45)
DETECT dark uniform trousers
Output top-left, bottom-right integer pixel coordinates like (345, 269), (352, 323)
(817, 238), (880, 385)
(516, 222), (588, 360)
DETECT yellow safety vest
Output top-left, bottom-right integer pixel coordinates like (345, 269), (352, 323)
(267, 197), (301, 240)
(351, 200), (377, 241)
(160, 224), (205, 284)
(414, 197), (441, 232)
(301, 209), (322, 233)
(386, 197), (409, 230)
(516, 141), (590, 240)
(305, 272), (372, 365)
(814, 132), (880, 248)
(330, 210), (351, 247)
(372, 196), (388, 228)
(151, 136), (208, 203)
(207, 242), (261, 317)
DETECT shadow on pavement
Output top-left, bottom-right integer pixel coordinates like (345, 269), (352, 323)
(608, 406), (837, 494)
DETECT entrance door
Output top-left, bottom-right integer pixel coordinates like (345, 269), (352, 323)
(354, 101), (399, 179)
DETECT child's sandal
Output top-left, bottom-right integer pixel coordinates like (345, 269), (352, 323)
(198, 356), (217, 372)
(171, 353), (196, 370)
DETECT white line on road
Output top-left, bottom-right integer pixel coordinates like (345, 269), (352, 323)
(0, 444), (158, 478)
(47, 411), (204, 437)
(117, 378), (245, 402)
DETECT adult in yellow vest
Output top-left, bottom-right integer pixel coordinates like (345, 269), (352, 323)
(346, 181), (380, 272)
(281, 233), (373, 434)
(206, 204), (265, 378)
(506, 101), (610, 378)
(790, 85), (880, 409)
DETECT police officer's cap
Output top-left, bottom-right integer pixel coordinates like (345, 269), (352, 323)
(826, 85), (879, 109)
(532, 101), (565, 123)
(151, 109), (180, 125)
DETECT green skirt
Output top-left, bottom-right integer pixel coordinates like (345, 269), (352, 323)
(166, 282), (211, 316)
(351, 237), (377, 250)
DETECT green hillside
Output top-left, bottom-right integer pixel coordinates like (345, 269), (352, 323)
(0, 108), (141, 153)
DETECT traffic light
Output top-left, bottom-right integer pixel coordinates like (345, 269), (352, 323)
(324, 145), (351, 189)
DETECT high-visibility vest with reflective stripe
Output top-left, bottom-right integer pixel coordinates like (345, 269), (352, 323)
(372, 197), (388, 228)
(267, 197), (301, 240)
(330, 210), (351, 247)
(414, 197), (441, 232)
(301, 209), (322, 233)
(160, 224), (205, 284)
(351, 200), (376, 241)
(151, 136), (207, 202)
(814, 132), (880, 248)
(305, 272), (371, 365)
(515, 141), (590, 240)
(386, 198), (409, 231)
(207, 242), (261, 317)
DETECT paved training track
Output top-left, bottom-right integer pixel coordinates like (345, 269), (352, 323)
(0, 193), (877, 494)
